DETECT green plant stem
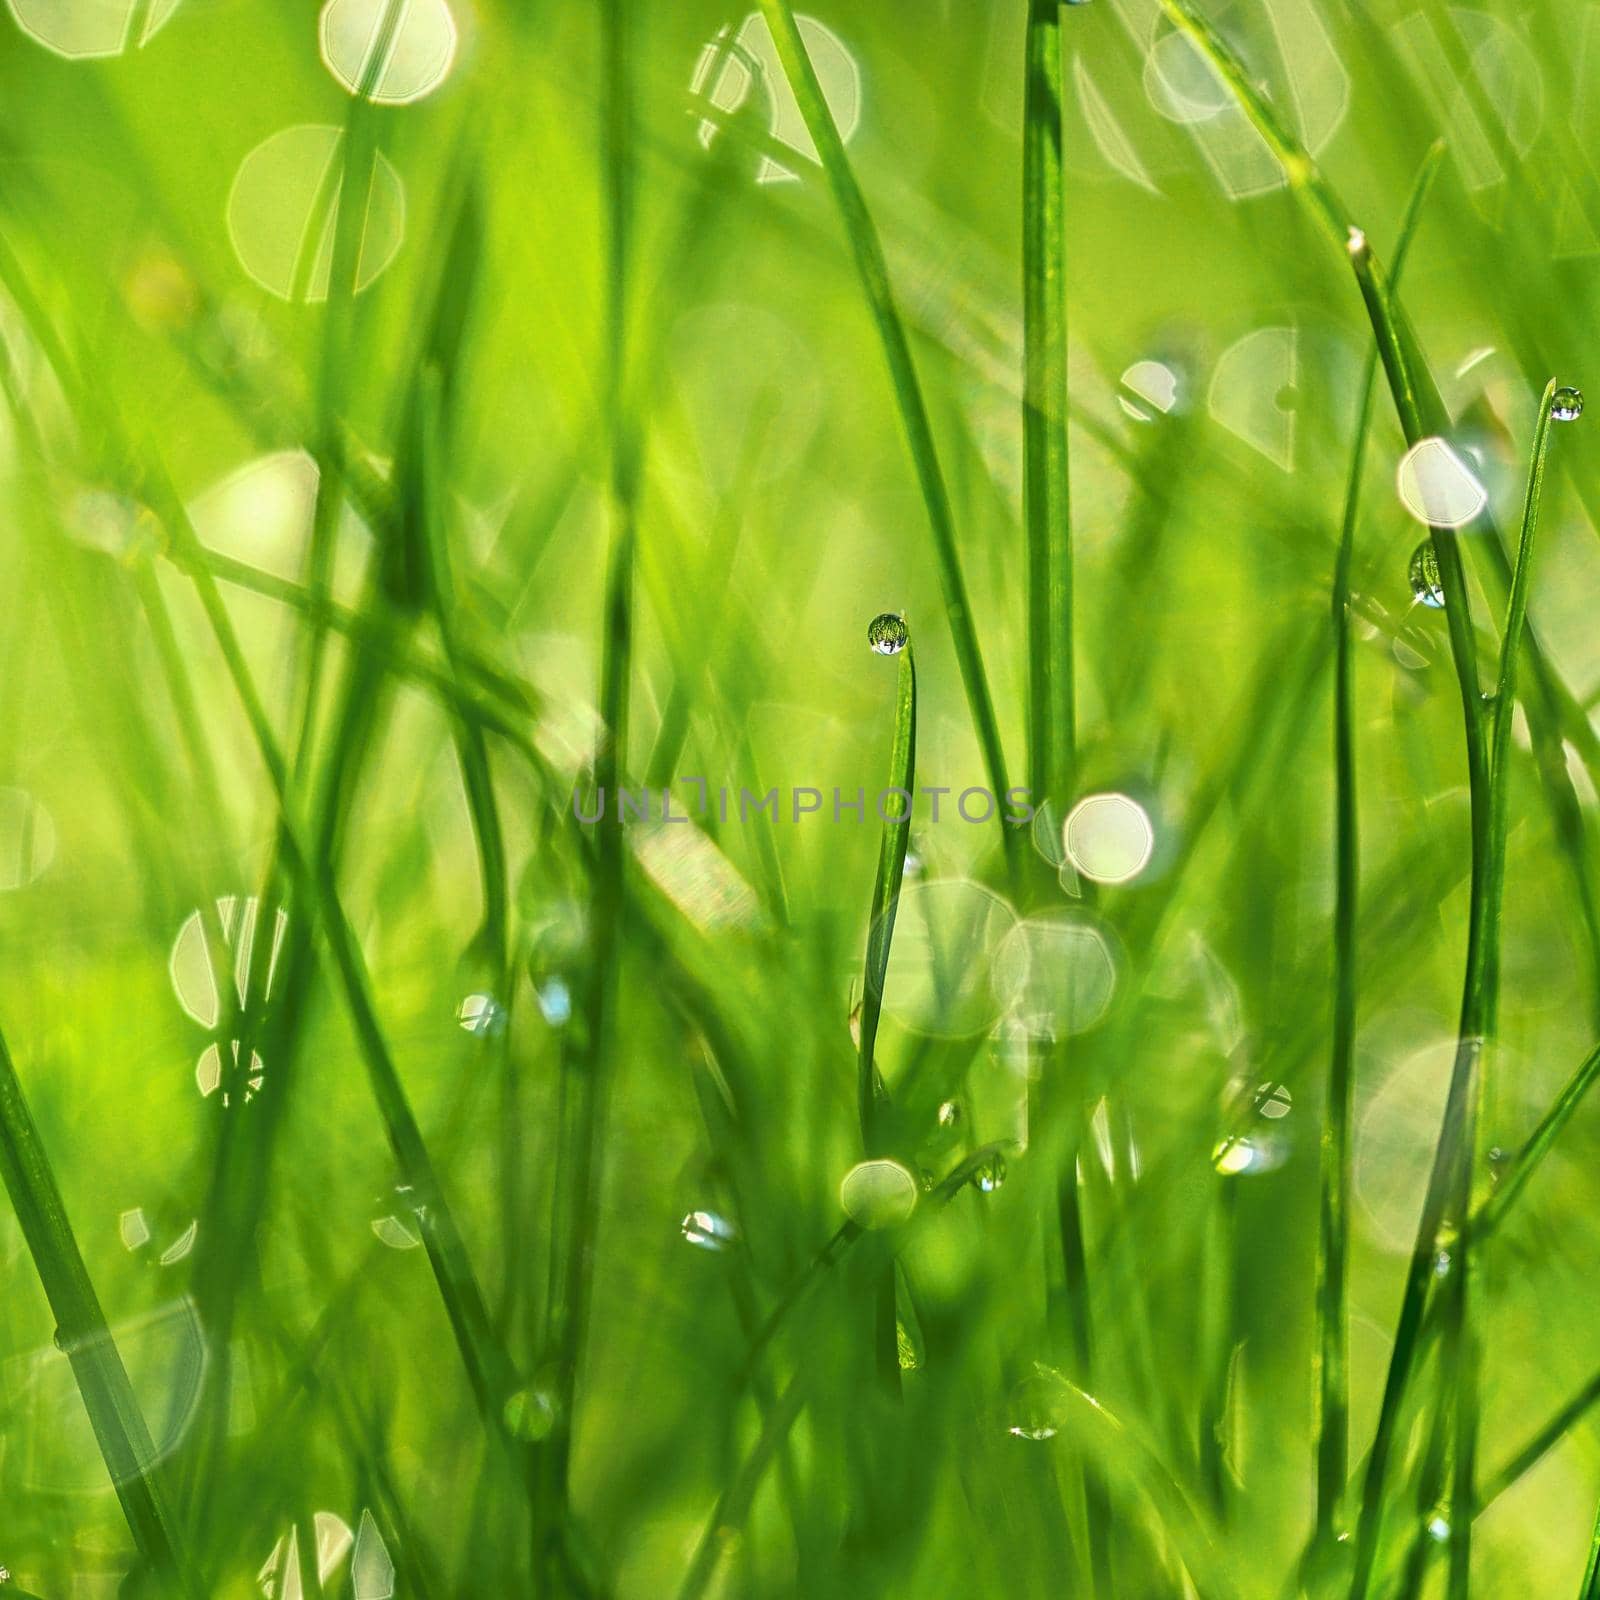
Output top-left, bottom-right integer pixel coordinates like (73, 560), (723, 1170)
(1316, 146), (1441, 1550)
(0, 1027), (201, 1598)
(756, 0), (1017, 873)
(1023, 0), (1073, 810)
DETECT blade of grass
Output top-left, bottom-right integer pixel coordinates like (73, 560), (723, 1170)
(857, 641), (915, 1393)
(1023, 0), (1073, 811)
(755, 0), (1017, 873)
(542, 3), (638, 1581)
(1316, 144), (1443, 1552)
(0, 1026), (201, 1598)
(1444, 377), (1562, 1597)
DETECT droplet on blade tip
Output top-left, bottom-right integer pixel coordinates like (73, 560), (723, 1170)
(867, 612), (909, 655)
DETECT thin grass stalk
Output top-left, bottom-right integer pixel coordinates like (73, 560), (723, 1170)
(0, 1026), (201, 1598)
(1444, 377), (1561, 1596)
(1023, 0), (1072, 810)
(756, 0), (1017, 871)
(856, 644), (916, 1392)
(545, 0), (638, 1573)
(1315, 147), (1442, 1551)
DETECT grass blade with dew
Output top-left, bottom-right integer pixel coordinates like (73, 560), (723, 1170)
(0, 1025), (202, 1598)
(756, 0), (1018, 873)
(1315, 143), (1443, 1556)
(1138, 11), (1563, 1585)
(856, 637), (915, 1392)
(1444, 377), (1563, 1596)
(1022, 0), (1073, 811)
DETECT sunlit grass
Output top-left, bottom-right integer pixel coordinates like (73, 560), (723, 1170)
(2, 2), (1600, 1597)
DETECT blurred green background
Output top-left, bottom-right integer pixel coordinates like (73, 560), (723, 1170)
(0, 0), (1599, 1595)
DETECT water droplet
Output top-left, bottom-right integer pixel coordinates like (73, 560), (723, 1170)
(1427, 1514), (1451, 1543)
(680, 1210), (737, 1251)
(1552, 385), (1584, 423)
(1346, 225), (1368, 256)
(457, 993), (506, 1036)
(0, 1564), (11, 1583)
(937, 1100), (962, 1129)
(1409, 540), (1446, 609)
(1008, 1364), (1071, 1439)
(536, 977), (572, 1027)
(867, 612), (909, 655)
(320, 0), (458, 105)
(1434, 1249), (1452, 1276)
(503, 1383), (558, 1442)
(1397, 437), (1486, 528)
(1255, 1082), (1292, 1119)
(896, 1322), (920, 1371)
(371, 1185), (427, 1251)
(840, 1159), (919, 1228)
(970, 1153), (1007, 1194)
(1063, 792), (1154, 884)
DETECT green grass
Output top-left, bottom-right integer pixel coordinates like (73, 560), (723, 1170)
(4, 2), (1600, 1596)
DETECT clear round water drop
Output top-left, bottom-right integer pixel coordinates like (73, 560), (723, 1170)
(867, 612), (909, 655)
(970, 1153), (1007, 1194)
(1552, 386), (1584, 423)
(1008, 1365), (1071, 1439)
(503, 1383), (558, 1443)
(1408, 540), (1445, 609)
(680, 1210), (737, 1251)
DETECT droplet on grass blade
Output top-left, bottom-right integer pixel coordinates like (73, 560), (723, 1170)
(536, 977), (572, 1026)
(840, 1160), (919, 1228)
(457, 993), (506, 1036)
(1552, 385), (1584, 422)
(1008, 1364), (1070, 1439)
(970, 1153), (1007, 1194)
(1408, 540), (1446, 608)
(503, 1383), (559, 1442)
(937, 1100), (962, 1129)
(867, 612), (909, 655)
(320, 0), (458, 105)
(681, 1210), (737, 1251)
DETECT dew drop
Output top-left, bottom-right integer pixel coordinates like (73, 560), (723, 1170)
(970, 1153), (1007, 1194)
(1434, 1249), (1452, 1277)
(1427, 1514), (1451, 1543)
(1552, 385), (1584, 423)
(1008, 1364), (1071, 1439)
(867, 612), (909, 655)
(457, 993), (506, 1037)
(1408, 540), (1445, 609)
(937, 1100), (962, 1129)
(503, 1383), (558, 1443)
(680, 1210), (737, 1251)
(536, 977), (572, 1026)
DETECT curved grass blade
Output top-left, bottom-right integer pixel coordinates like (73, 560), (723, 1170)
(856, 642), (915, 1392)
(755, 0), (1017, 871)
(1316, 145), (1443, 1551)
(1023, 0), (1072, 809)
(1444, 377), (1562, 1596)
(0, 1028), (201, 1598)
